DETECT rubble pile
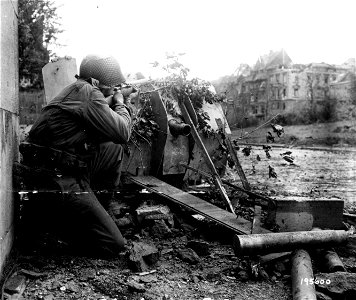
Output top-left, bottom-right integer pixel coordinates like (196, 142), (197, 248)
(4, 185), (356, 300)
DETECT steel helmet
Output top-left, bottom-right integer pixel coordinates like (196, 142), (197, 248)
(79, 54), (125, 87)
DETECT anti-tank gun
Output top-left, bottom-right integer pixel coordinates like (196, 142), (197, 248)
(40, 57), (260, 236)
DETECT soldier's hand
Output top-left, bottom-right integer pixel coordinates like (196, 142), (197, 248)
(111, 90), (124, 106)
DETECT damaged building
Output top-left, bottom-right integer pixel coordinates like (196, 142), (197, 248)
(222, 49), (356, 126)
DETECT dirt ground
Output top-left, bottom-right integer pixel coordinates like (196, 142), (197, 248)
(233, 145), (356, 207)
(232, 119), (356, 147)
(3, 125), (356, 300)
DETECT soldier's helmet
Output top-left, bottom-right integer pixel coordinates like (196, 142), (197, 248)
(79, 55), (125, 87)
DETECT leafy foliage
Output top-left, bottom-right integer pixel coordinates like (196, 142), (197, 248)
(131, 96), (159, 144)
(19, 0), (62, 88)
(134, 53), (227, 139)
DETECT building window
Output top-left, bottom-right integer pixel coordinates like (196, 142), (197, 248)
(282, 102), (286, 110)
(316, 74), (320, 84)
(294, 75), (299, 84)
(294, 88), (299, 97)
(283, 88), (287, 98)
(324, 74), (329, 84)
(261, 105), (265, 114)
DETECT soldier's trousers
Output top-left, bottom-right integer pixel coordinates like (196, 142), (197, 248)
(26, 142), (126, 256)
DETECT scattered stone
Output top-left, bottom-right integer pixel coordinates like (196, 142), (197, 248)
(161, 248), (174, 255)
(51, 280), (61, 290)
(137, 270), (157, 276)
(316, 291), (333, 300)
(191, 275), (199, 283)
(150, 219), (172, 239)
(59, 286), (66, 292)
(180, 224), (197, 237)
(173, 215), (196, 236)
(274, 261), (287, 273)
(108, 201), (128, 217)
(128, 242), (160, 272)
(43, 294), (55, 300)
(66, 281), (80, 293)
(206, 267), (223, 282)
(136, 204), (173, 225)
(237, 270), (249, 282)
(315, 272), (356, 298)
(126, 280), (146, 293)
(115, 214), (133, 228)
(132, 234), (142, 241)
(139, 274), (157, 283)
(79, 268), (96, 281)
(4, 275), (27, 295)
(187, 240), (210, 256)
(179, 236), (188, 243)
(177, 248), (201, 265)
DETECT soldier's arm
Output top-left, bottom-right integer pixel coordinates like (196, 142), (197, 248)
(84, 87), (132, 144)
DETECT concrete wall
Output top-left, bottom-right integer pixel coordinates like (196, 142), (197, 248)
(330, 81), (353, 101)
(0, 0), (18, 278)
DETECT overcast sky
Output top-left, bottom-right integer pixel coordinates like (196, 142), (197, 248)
(52, 0), (356, 80)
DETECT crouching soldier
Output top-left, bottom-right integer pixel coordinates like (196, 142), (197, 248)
(20, 55), (133, 256)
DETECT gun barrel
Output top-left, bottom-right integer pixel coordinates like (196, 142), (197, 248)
(168, 119), (191, 136)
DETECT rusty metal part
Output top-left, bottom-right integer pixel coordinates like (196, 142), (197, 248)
(233, 229), (351, 256)
(178, 99), (235, 214)
(183, 98), (198, 126)
(168, 119), (191, 137)
(291, 249), (316, 300)
(179, 162), (275, 207)
(321, 249), (346, 272)
(129, 175), (271, 235)
(311, 228), (346, 272)
(225, 137), (250, 191)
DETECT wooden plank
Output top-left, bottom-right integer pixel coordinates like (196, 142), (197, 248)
(225, 137), (251, 190)
(215, 117), (250, 191)
(178, 100), (235, 214)
(129, 175), (271, 235)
